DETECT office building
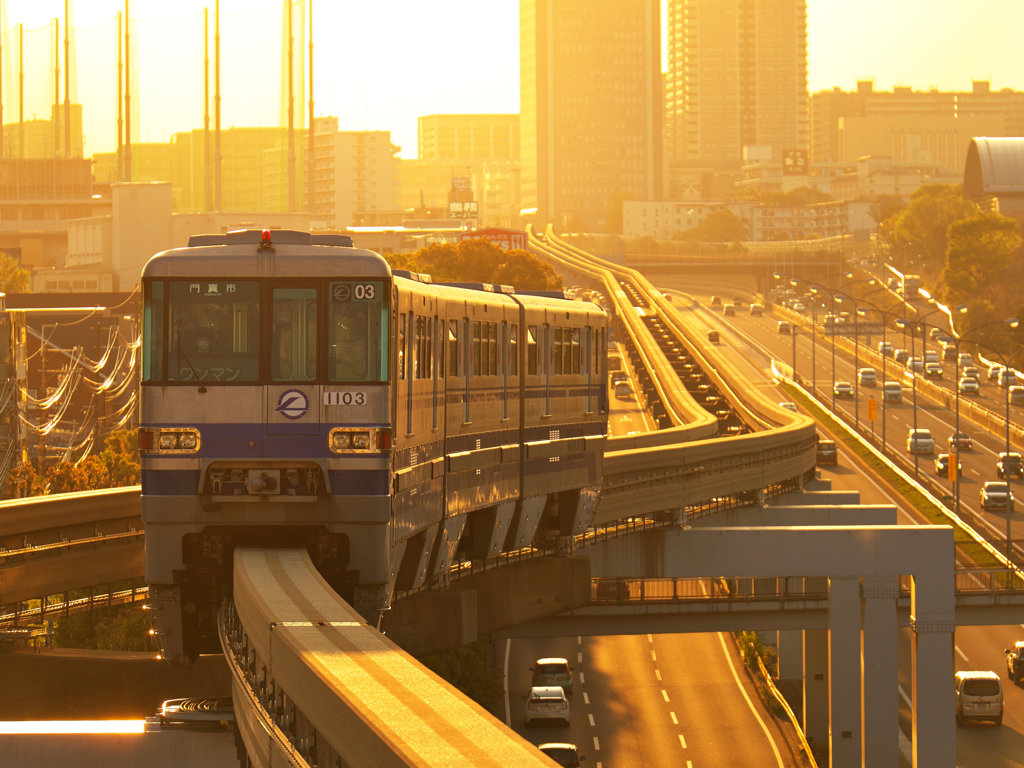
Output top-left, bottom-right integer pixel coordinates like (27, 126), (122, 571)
(521, 0), (664, 231)
(666, 0), (809, 165)
(1, 104), (83, 160)
(312, 123), (400, 230)
(418, 115), (519, 163)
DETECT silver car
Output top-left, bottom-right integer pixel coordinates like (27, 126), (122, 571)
(981, 482), (1015, 512)
(525, 686), (570, 726)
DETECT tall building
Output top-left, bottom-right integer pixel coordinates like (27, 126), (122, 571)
(312, 122), (400, 230)
(2, 104), (84, 160)
(418, 115), (519, 162)
(666, 0), (809, 165)
(521, 0), (664, 231)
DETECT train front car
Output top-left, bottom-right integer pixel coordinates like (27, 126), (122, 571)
(141, 230), (393, 665)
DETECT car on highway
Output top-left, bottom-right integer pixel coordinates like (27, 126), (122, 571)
(733, 297), (743, 307)
(1006, 642), (1024, 684)
(955, 671), (1003, 727)
(990, 364), (1006, 381)
(882, 381), (903, 403)
(750, 303), (764, 316)
(935, 454), (963, 477)
(539, 744), (587, 767)
(949, 432), (973, 452)
(907, 357), (924, 372)
(877, 341), (894, 357)
(779, 402), (798, 412)
(981, 482), (1015, 511)
(962, 366), (982, 381)
(942, 343), (957, 362)
(958, 377), (980, 395)
(858, 368), (877, 386)
(997, 453), (1024, 480)
(925, 350), (940, 365)
(959, 353), (974, 368)
(611, 371), (629, 386)
(1000, 369), (1018, 388)
(707, 329), (720, 344)
(525, 687), (570, 726)
(894, 349), (910, 365)
(614, 383), (632, 399)
(608, 353), (623, 373)
(833, 381), (854, 398)
(1011, 385), (1024, 406)
(723, 305), (736, 316)
(531, 658), (574, 696)
(930, 327), (944, 341)
(924, 362), (943, 379)
(793, 302), (806, 312)
(778, 321), (791, 334)
(907, 428), (934, 454)
(711, 295), (722, 306)
(816, 438), (838, 465)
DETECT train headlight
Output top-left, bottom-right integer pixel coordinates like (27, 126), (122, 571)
(178, 431), (199, 450)
(350, 432), (370, 450)
(159, 433), (179, 450)
(331, 432), (352, 450)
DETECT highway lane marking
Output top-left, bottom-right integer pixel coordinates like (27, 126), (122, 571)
(580, 672), (586, 684)
(578, 652), (583, 663)
(671, 712), (678, 724)
(717, 632), (785, 768)
(583, 693), (590, 705)
(593, 737), (600, 751)
(656, 670), (662, 681)
(679, 734), (688, 749)
(503, 638), (511, 727)
(589, 714), (595, 727)
(648, 634), (653, 642)
(578, 636), (582, 645)
(899, 684), (912, 708)
(687, 763), (693, 768)
(662, 690), (670, 702)
(651, 651), (657, 661)
(971, 468), (981, 476)
(956, 646), (969, 662)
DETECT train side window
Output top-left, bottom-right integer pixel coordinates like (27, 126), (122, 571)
(473, 321), (482, 376)
(143, 280), (164, 382)
(489, 322), (498, 375)
(398, 313), (406, 380)
(571, 328), (580, 374)
(424, 316), (432, 379)
(527, 325), (538, 375)
(272, 287), (317, 381)
(553, 327), (563, 375)
(510, 324), (519, 376)
(501, 321), (509, 420)
(432, 314), (439, 430)
(448, 320), (459, 376)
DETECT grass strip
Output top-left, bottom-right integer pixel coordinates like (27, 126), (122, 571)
(779, 380), (1003, 568)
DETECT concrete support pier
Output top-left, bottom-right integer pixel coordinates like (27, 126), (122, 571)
(804, 628), (829, 750)
(828, 576), (861, 768)
(862, 575), (899, 768)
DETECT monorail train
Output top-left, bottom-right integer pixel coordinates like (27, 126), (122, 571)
(140, 229), (609, 664)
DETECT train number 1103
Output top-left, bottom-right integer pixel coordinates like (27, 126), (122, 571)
(324, 391), (367, 406)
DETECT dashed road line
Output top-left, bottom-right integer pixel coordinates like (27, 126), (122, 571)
(578, 652), (583, 663)
(679, 734), (688, 748)
(589, 714), (595, 727)
(583, 692), (590, 705)
(899, 684), (912, 708)
(662, 690), (670, 702)
(670, 712), (678, 724)
(656, 670), (662, 681)
(956, 645), (969, 662)
(651, 651), (657, 661)
(580, 672), (586, 684)
(578, 636), (582, 645)
(593, 737), (600, 751)
(648, 634), (654, 642)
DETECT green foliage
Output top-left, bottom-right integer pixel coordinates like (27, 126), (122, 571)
(605, 192), (638, 235)
(54, 604), (155, 652)
(420, 637), (505, 716)
(100, 428), (141, 487)
(6, 460), (48, 498)
(385, 240), (562, 291)
(0, 252), (30, 293)
(891, 183), (977, 269)
(736, 631), (777, 676)
(686, 210), (746, 243)
(4, 429), (140, 498)
(868, 194), (907, 227)
(943, 212), (1022, 307)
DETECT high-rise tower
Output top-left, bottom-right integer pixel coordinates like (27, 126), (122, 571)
(520, 0), (663, 232)
(667, 0), (808, 164)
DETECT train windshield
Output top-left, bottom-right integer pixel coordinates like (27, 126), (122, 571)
(167, 280), (261, 382)
(328, 280), (388, 382)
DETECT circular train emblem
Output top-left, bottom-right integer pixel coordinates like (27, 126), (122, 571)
(276, 389), (309, 420)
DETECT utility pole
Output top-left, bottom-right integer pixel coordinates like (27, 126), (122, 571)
(18, 23), (24, 159)
(214, 0), (222, 211)
(64, 0), (71, 158)
(0, 0), (4, 158)
(39, 341), (47, 472)
(53, 19), (59, 157)
(116, 12), (122, 180)
(307, 0), (314, 215)
(93, 320), (105, 431)
(124, 0), (132, 181)
(287, 0), (296, 212)
(204, 7), (212, 212)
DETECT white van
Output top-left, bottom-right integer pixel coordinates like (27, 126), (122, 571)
(955, 671), (1003, 727)
(858, 368), (877, 386)
(907, 428), (934, 454)
(882, 381), (902, 403)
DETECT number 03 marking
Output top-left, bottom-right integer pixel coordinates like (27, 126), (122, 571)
(354, 284), (375, 300)
(324, 391), (367, 406)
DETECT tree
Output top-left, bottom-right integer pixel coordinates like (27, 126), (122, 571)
(605, 192), (638, 235)
(420, 637), (505, 716)
(868, 195), (906, 227)
(0, 253), (30, 293)
(100, 428), (140, 487)
(892, 183), (977, 269)
(943, 212), (1022, 307)
(687, 210), (746, 243)
(384, 240), (561, 291)
(6, 461), (47, 498)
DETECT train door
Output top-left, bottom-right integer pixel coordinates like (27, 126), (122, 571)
(266, 283), (321, 436)
(542, 322), (551, 416)
(585, 325), (592, 413)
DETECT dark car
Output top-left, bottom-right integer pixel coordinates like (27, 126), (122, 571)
(816, 439), (838, 465)
(539, 744), (587, 767)
(707, 329), (720, 343)
(934, 454), (962, 478)
(1007, 642), (1024, 684)
(998, 452), (1024, 480)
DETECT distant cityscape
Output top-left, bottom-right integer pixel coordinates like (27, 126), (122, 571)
(1, 0), (1023, 293)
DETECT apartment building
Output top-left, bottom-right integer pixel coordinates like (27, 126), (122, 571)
(313, 122), (400, 230)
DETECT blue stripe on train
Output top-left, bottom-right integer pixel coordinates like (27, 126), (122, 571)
(142, 468), (389, 497)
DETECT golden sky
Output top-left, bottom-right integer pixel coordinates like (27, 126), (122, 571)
(3, 0), (1021, 157)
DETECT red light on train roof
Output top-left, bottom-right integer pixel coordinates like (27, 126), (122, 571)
(261, 229), (272, 245)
